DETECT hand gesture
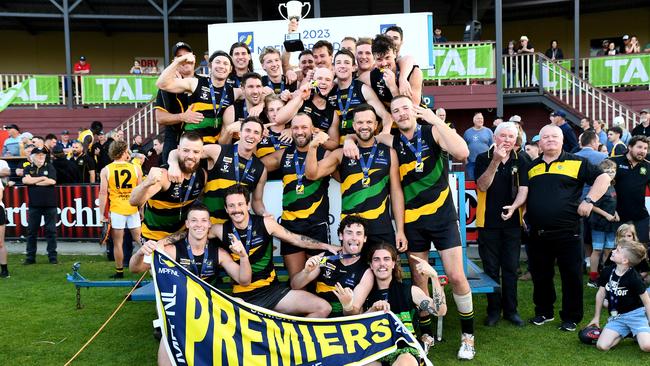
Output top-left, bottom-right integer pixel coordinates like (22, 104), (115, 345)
(229, 237), (248, 258)
(279, 128), (293, 144)
(342, 137), (360, 160)
(410, 254), (437, 278)
(285, 69), (298, 85)
(140, 240), (158, 256)
(280, 89), (293, 102)
(310, 130), (329, 148)
(146, 168), (164, 186)
(176, 53), (195, 65)
(248, 103), (264, 117)
(370, 300), (391, 312)
(382, 68), (397, 89)
(333, 282), (354, 311)
(501, 205), (515, 220)
(303, 253), (324, 273)
(413, 106), (437, 124)
(493, 143), (508, 161)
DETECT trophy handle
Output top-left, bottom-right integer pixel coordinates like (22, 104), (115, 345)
(301, 2), (311, 18)
(278, 3), (288, 20)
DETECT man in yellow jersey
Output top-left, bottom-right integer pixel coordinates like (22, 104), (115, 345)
(305, 104), (407, 251)
(99, 140), (143, 278)
(130, 132), (207, 241)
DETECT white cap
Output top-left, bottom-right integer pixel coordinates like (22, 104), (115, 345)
(520, 35), (529, 41)
(613, 116), (625, 126)
(508, 115), (522, 123)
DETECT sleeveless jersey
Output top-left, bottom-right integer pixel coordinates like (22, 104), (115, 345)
(369, 66), (427, 109)
(233, 100), (251, 122)
(327, 80), (367, 144)
(316, 257), (368, 315)
(261, 75), (297, 94)
(339, 142), (393, 234)
(222, 215), (276, 294)
(226, 73), (242, 88)
(300, 96), (336, 131)
(365, 279), (416, 334)
(174, 238), (220, 284)
(141, 168), (206, 240)
(392, 124), (457, 227)
(203, 144), (265, 224)
(107, 161), (139, 215)
(186, 77), (235, 143)
(279, 146), (330, 231)
(256, 129), (291, 159)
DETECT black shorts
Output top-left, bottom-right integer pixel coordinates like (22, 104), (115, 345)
(405, 220), (461, 252)
(362, 231), (396, 258)
(237, 282), (291, 310)
(0, 207), (6, 225)
(281, 221), (331, 256)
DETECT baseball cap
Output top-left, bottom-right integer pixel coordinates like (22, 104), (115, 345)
(508, 115), (522, 123)
(613, 116), (625, 126)
(622, 35), (629, 40)
(531, 135), (540, 143)
(520, 35), (529, 41)
(61, 129), (70, 134)
(31, 147), (47, 155)
(53, 145), (64, 154)
(551, 110), (566, 118)
(20, 132), (33, 140)
(640, 108), (649, 114)
(3, 123), (19, 131)
(172, 42), (193, 57)
(80, 56), (86, 61)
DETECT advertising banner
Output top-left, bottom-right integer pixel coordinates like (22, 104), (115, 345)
(152, 250), (431, 366)
(82, 75), (158, 104)
(11, 76), (60, 105)
(589, 54), (650, 87)
(208, 13), (433, 72)
(426, 44), (494, 80)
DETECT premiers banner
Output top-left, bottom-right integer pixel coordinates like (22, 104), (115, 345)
(426, 44), (494, 80)
(152, 250), (431, 366)
(4, 184), (102, 239)
(589, 54), (650, 87)
(207, 13), (433, 73)
(82, 75), (158, 104)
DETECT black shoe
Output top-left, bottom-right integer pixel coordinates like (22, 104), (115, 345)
(23, 259), (35, 265)
(558, 321), (577, 332)
(504, 313), (525, 327)
(484, 314), (500, 327)
(0, 269), (9, 278)
(49, 258), (58, 264)
(529, 315), (554, 325)
(109, 272), (124, 279)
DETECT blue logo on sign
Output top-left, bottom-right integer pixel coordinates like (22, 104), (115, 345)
(380, 24), (396, 34)
(238, 32), (254, 50)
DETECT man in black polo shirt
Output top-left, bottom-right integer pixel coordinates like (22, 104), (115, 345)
(475, 122), (530, 327)
(70, 140), (96, 183)
(526, 125), (610, 332)
(22, 148), (58, 264)
(631, 109), (650, 137)
(611, 135), (650, 244)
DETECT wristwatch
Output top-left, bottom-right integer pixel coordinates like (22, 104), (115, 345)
(583, 197), (594, 204)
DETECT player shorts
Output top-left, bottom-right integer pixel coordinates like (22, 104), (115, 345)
(0, 207), (6, 225)
(238, 282), (291, 310)
(405, 220), (462, 253)
(281, 221), (331, 256)
(110, 212), (141, 230)
(604, 307), (650, 337)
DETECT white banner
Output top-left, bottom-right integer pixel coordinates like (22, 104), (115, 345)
(208, 12), (433, 72)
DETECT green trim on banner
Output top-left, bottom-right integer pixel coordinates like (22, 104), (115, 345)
(12, 75), (60, 105)
(82, 75), (158, 104)
(425, 44), (494, 80)
(0, 78), (29, 112)
(589, 54), (650, 87)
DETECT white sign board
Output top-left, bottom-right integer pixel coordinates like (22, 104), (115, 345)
(208, 12), (433, 73)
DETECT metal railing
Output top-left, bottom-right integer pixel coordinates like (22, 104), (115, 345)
(578, 55), (650, 92)
(113, 101), (158, 146)
(503, 53), (641, 130)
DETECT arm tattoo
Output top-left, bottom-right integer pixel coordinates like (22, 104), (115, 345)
(432, 289), (445, 311)
(161, 230), (186, 246)
(298, 235), (321, 248)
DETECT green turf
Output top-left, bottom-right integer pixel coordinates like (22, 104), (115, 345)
(0, 254), (647, 365)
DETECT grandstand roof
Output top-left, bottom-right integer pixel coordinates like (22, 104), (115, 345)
(1, 0), (647, 35)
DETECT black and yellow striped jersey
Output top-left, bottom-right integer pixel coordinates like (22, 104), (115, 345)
(300, 96), (336, 131)
(327, 80), (367, 143)
(339, 142), (393, 234)
(222, 215), (276, 294)
(316, 258), (368, 316)
(202, 144), (265, 224)
(279, 146), (330, 231)
(392, 124), (458, 228)
(141, 168), (206, 240)
(186, 77), (235, 143)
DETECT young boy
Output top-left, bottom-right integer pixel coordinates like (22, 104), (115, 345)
(588, 240), (650, 352)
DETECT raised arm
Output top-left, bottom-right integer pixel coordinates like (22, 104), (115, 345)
(156, 53), (198, 93)
(219, 241), (251, 286)
(305, 131), (342, 180)
(290, 253), (323, 290)
(129, 167), (164, 207)
(361, 84), (393, 134)
(264, 215), (339, 254)
(417, 106), (469, 161)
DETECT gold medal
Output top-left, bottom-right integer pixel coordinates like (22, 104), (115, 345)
(362, 177), (371, 187)
(296, 184), (305, 195)
(415, 162), (424, 172)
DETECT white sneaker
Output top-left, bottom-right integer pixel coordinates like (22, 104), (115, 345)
(457, 333), (475, 360)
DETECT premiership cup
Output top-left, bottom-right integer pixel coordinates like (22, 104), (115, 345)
(278, 1), (311, 52)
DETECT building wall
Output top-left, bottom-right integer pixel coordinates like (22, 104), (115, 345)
(1, 7), (648, 74)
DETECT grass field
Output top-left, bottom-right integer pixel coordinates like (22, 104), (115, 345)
(0, 253), (647, 365)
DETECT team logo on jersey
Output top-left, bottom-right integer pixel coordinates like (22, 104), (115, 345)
(284, 154), (293, 168)
(221, 163), (230, 173)
(641, 167), (647, 175)
(238, 32), (254, 50)
(348, 159), (357, 166)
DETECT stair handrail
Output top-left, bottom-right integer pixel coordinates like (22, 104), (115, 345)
(111, 101), (158, 147)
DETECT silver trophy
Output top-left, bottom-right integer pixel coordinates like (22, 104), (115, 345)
(278, 1), (311, 52)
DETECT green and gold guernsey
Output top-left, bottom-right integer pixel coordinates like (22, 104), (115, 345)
(316, 258), (368, 316)
(185, 76), (234, 143)
(141, 168), (206, 240)
(222, 215), (276, 294)
(339, 142), (393, 235)
(279, 146), (329, 232)
(392, 124), (458, 228)
(365, 279), (416, 334)
(327, 80), (367, 145)
(369, 66), (427, 109)
(202, 144), (265, 224)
